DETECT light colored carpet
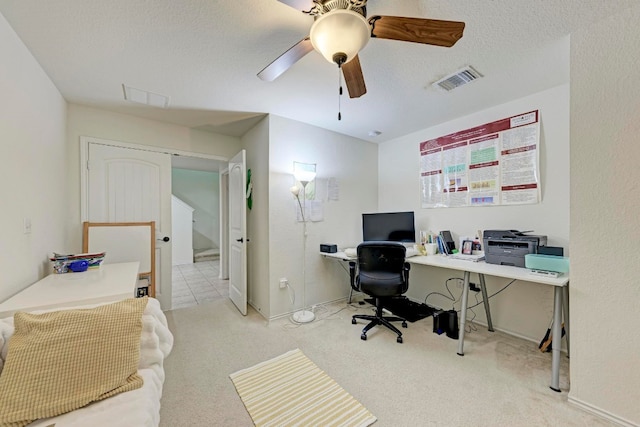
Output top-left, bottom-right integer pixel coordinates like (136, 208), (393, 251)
(160, 298), (614, 427)
(230, 348), (376, 427)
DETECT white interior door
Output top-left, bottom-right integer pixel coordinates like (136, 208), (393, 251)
(86, 141), (172, 310)
(228, 150), (247, 315)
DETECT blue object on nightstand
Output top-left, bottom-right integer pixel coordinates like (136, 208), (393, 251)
(68, 260), (89, 272)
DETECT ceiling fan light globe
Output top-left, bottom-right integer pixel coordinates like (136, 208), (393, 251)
(309, 9), (370, 65)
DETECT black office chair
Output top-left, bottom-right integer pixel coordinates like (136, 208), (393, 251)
(349, 242), (410, 343)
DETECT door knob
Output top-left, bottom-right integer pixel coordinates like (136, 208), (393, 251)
(157, 236), (170, 242)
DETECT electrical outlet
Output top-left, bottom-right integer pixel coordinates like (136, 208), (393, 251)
(23, 217), (32, 234)
(279, 278), (288, 289)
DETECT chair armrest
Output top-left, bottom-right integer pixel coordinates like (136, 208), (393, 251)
(349, 261), (358, 291)
(403, 262), (411, 284)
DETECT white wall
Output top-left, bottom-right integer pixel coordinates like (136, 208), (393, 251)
(0, 14), (68, 301)
(66, 104), (242, 251)
(171, 195), (194, 265)
(378, 83), (570, 342)
(568, 4), (640, 424)
(268, 115), (378, 318)
(172, 168), (220, 252)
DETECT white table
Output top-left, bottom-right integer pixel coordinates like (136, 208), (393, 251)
(0, 262), (140, 318)
(321, 251), (570, 392)
(408, 255), (569, 392)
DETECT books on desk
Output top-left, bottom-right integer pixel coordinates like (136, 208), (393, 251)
(447, 253), (485, 262)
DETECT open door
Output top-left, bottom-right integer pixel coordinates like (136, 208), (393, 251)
(228, 150), (248, 315)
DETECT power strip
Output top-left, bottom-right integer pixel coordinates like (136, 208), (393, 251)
(529, 269), (562, 278)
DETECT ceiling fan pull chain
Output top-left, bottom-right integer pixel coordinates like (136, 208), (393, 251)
(338, 66), (343, 121)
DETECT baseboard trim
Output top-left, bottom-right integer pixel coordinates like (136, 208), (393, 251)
(466, 319), (570, 354)
(568, 395), (638, 426)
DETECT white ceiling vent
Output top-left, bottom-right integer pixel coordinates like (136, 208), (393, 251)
(432, 66), (483, 92)
(123, 84), (170, 108)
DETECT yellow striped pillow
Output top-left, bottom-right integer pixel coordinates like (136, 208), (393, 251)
(0, 297), (148, 427)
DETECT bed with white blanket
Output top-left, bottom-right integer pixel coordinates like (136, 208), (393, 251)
(0, 297), (173, 427)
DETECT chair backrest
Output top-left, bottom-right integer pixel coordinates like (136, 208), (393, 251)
(83, 221), (156, 297)
(357, 242), (406, 273)
(355, 242), (408, 296)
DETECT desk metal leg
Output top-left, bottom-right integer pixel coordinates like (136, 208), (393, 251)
(457, 271), (471, 356)
(562, 284), (570, 357)
(550, 286), (563, 392)
(478, 274), (494, 332)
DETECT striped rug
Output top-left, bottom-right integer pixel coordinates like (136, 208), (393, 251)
(229, 349), (377, 427)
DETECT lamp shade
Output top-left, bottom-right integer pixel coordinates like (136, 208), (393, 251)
(293, 161), (316, 185)
(309, 9), (370, 65)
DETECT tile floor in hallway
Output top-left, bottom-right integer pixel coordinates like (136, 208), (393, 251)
(171, 260), (229, 310)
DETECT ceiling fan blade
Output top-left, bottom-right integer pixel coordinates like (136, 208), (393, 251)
(342, 55), (367, 98)
(277, 0), (316, 12)
(369, 16), (465, 47)
(257, 37), (314, 82)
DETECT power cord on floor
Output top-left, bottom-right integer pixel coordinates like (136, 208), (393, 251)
(424, 277), (518, 334)
(283, 302), (353, 330)
(315, 304), (351, 321)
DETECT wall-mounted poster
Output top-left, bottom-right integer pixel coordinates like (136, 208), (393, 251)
(419, 110), (540, 208)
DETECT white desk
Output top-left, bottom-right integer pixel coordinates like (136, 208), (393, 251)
(408, 255), (569, 392)
(320, 251), (354, 263)
(0, 262), (140, 318)
(320, 251), (359, 302)
(321, 251), (570, 392)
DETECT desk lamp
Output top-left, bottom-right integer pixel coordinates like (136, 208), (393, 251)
(291, 161), (316, 323)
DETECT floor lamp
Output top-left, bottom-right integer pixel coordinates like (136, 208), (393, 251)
(291, 161), (316, 324)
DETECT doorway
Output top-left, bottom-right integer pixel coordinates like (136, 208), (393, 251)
(81, 136), (232, 311)
(170, 155), (229, 310)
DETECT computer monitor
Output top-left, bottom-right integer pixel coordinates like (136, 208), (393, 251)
(362, 211), (416, 243)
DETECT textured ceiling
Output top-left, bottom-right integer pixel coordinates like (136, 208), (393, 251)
(0, 0), (636, 143)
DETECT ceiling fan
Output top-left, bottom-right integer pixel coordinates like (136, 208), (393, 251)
(258, 0), (465, 99)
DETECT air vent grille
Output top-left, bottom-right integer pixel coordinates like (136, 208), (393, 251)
(122, 84), (170, 108)
(432, 66), (483, 92)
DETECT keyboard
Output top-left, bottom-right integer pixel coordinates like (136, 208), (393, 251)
(448, 253), (485, 262)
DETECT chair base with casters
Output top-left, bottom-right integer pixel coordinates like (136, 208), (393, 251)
(352, 298), (408, 343)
